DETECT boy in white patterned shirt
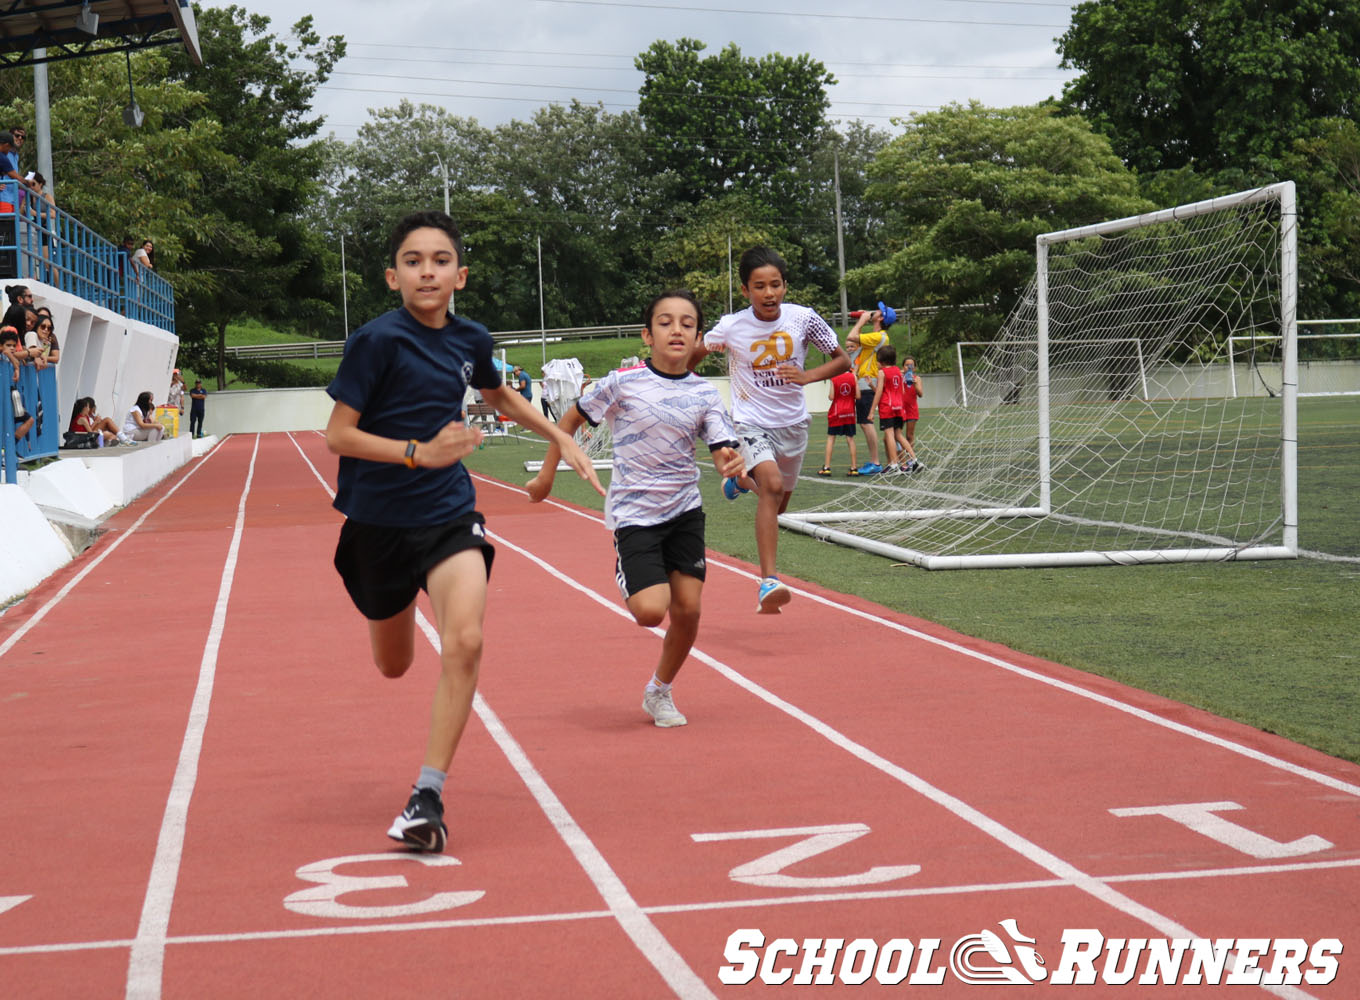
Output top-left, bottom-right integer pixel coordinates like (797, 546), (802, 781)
(690, 247), (851, 613)
(528, 290), (744, 727)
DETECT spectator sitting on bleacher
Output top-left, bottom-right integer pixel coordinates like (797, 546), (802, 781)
(69, 396), (122, 446)
(2, 325), (34, 440)
(123, 390), (164, 444)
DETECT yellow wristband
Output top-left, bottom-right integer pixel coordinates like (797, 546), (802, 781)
(403, 440), (419, 468)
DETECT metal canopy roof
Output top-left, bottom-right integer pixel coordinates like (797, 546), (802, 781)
(0, 1), (201, 69)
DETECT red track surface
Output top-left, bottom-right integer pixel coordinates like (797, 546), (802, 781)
(1, 432), (1356, 998)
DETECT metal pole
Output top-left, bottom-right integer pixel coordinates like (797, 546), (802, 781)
(33, 51), (54, 195)
(432, 151), (449, 215)
(538, 235), (546, 368)
(833, 150), (847, 325)
(339, 236), (349, 336)
(726, 234), (733, 315)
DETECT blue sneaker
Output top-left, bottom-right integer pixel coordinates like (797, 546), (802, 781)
(723, 476), (750, 500)
(757, 576), (792, 614)
(857, 462), (883, 475)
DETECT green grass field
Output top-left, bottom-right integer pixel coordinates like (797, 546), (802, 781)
(463, 395), (1360, 765)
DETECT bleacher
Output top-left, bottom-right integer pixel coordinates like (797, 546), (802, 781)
(0, 176), (194, 606)
(0, 175), (178, 485)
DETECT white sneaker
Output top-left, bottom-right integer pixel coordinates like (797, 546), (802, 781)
(642, 688), (687, 727)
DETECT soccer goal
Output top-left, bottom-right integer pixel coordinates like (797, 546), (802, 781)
(1229, 321), (1360, 398)
(782, 182), (1299, 569)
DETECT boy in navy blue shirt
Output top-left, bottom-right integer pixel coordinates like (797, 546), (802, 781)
(326, 210), (601, 851)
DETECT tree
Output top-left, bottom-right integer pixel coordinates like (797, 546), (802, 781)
(1058, 0), (1360, 175)
(0, 46), (221, 271)
(1285, 118), (1360, 319)
(635, 39), (834, 209)
(850, 102), (1149, 366)
(163, 7), (344, 386)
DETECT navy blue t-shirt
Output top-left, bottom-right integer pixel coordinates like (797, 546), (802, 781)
(327, 307), (502, 526)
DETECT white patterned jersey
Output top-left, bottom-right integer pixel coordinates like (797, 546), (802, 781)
(703, 303), (841, 427)
(577, 362), (738, 530)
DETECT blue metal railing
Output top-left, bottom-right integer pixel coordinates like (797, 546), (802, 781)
(0, 179), (175, 334)
(2, 361), (59, 483)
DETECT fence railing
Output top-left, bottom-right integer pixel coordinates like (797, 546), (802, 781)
(1, 361), (59, 484)
(0, 179), (174, 334)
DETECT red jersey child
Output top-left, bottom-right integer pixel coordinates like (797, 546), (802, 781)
(818, 370), (860, 476)
(872, 344), (917, 471)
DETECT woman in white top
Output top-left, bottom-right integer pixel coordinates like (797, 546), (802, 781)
(123, 390), (164, 443)
(133, 239), (154, 271)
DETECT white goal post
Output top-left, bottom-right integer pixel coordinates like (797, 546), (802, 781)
(1229, 322), (1360, 398)
(782, 182), (1299, 569)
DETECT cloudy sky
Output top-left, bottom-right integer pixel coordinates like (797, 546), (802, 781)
(226, 0), (1081, 138)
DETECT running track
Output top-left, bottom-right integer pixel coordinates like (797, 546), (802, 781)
(1, 432), (1356, 998)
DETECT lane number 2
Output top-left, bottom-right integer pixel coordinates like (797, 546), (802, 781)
(692, 823), (921, 889)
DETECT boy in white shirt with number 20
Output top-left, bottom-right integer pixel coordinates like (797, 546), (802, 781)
(691, 247), (850, 614)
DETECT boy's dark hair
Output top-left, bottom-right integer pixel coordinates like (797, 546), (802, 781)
(877, 343), (897, 367)
(388, 210), (465, 267)
(0, 325), (18, 345)
(642, 288), (704, 333)
(738, 246), (788, 285)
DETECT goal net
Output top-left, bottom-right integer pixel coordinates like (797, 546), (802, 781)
(1229, 322), (1360, 398)
(782, 182), (1299, 569)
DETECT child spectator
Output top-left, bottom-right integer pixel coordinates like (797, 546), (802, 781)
(325, 209), (600, 851)
(900, 355), (924, 470)
(817, 369), (860, 476)
(123, 390), (164, 443)
(2, 325), (33, 440)
(690, 246), (851, 613)
(69, 396), (122, 446)
(844, 307), (893, 474)
(527, 289), (744, 727)
(872, 344), (914, 471)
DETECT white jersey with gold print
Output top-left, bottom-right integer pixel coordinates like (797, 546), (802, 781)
(703, 303), (840, 427)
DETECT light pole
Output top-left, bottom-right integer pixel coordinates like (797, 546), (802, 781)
(431, 150), (449, 215)
(339, 235), (349, 336)
(432, 151), (452, 311)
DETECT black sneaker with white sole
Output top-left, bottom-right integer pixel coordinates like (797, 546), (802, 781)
(387, 786), (447, 852)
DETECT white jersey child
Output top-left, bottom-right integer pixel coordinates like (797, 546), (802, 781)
(704, 302), (841, 489)
(577, 361), (738, 530)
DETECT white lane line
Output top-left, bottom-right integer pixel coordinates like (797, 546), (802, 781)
(486, 523), (1319, 1000)
(292, 435), (714, 999)
(124, 435), (260, 1000)
(470, 473), (1360, 800)
(0, 437), (227, 661)
(8, 855), (1360, 958)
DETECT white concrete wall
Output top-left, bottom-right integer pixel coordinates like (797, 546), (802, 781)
(0, 483), (74, 605)
(29, 278), (178, 427)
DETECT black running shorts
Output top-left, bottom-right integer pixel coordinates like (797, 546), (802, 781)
(334, 511), (495, 621)
(613, 507), (706, 599)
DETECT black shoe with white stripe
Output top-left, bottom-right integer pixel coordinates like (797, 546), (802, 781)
(387, 786), (447, 852)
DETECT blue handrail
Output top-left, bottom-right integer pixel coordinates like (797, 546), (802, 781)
(1, 361), (59, 484)
(0, 179), (175, 334)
